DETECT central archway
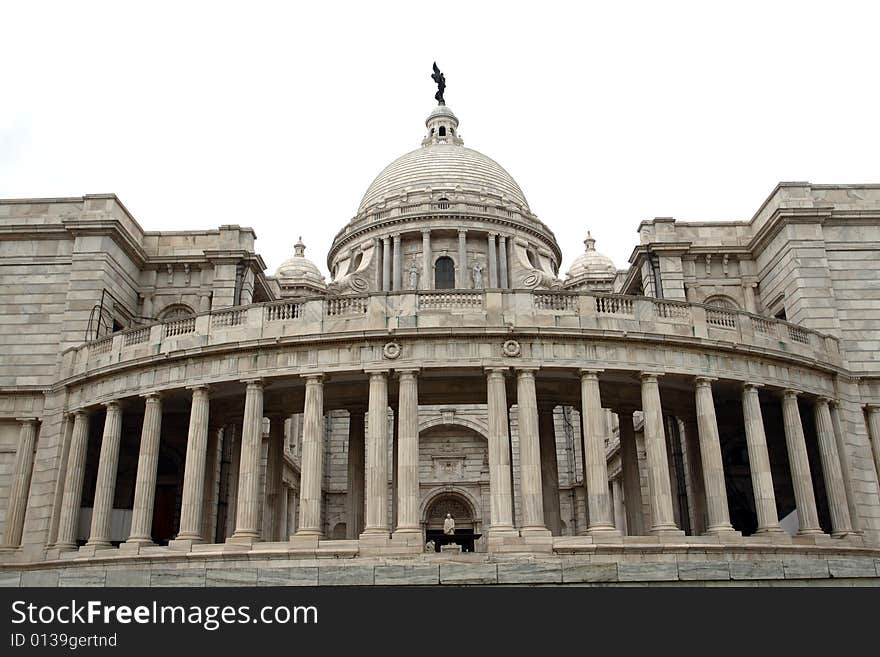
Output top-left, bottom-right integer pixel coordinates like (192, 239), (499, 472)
(422, 489), (480, 552)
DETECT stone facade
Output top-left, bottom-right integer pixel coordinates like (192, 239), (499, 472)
(1, 95), (880, 585)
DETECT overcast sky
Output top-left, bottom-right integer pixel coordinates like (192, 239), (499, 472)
(2, 1), (878, 278)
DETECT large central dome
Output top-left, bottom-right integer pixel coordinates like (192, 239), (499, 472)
(356, 104), (530, 216)
(358, 144), (530, 214)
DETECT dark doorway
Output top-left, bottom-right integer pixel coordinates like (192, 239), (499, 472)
(434, 256), (455, 289)
(426, 528), (476, 552)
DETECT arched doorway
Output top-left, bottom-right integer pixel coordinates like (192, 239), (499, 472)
(424, 492), (476, 552)
(434, 256), (455, 289)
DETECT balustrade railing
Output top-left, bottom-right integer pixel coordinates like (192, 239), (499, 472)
(419, 292), (483, 310)
(123, 327), (150, 346)
(164, 316), (196, 338)
(595, 295), (634, 316)
(326, 296), (368, 316)
(211, 309), (244, 327)
(706, 308), (737, 330)
(266, 301), (302, 321)
(534, 293), (577, 311)
(654, 300), (691, 320)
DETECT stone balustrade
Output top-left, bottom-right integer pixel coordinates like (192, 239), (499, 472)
(62, 290), (841, 380)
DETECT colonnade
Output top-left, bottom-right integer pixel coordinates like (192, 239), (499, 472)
(2, 369), (869, 552)
(377, 228), (513, 291)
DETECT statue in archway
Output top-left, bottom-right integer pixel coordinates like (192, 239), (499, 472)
(443, 513), (455, 535)
(472, 261), (484, 289)
(408, 260), (420, 290)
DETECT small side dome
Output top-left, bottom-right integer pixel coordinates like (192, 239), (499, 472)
(275, 237), (327, 294)
(564, 232), (616, 288)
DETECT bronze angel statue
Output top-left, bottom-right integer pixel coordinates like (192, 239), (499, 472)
(432, 62), (446, 105)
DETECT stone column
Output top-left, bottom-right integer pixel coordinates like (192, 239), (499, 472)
(86, 401), (123, 548)
(382, 237), (392, 291)
(814, 397), (853, 537)
(640, 373), (681, 534)
(231, 380), (264, 542)
(201, 427), (223, 543)
(487, 233), (498, 288)
(394, 369), (421, 537)
(680, 418), (708, 535)
(457, 229), (467, 288)
(580, 370), (617, 534)
(55, 410), (90, 550)
(694, 377), (736, 534)
(346, 408), (365, 539)
(486, 368), (515, 534)
(618, 411), (644, 536)
(516, 368), (547, 533)
(538, 404), (562, 536)
(362, 371), (389, 536)
(781, 389), (823, 535)
(742, 282), (757, 314)
(865, 405), (880, 500)
(224, 425), (241, 538)
(498, 235), (509, 289)
(175, 386), (211, 543)
(47, 414), (74, 547)
(392, 234), (402, 292)
(740, 384), (783, 534)
(2, 418), (38, 547)
(295, 375), (324, 538)
(612, 477), (626, 533)
(830, 402), (860, 533)
(125, 393), (163, 545)
(421, 230), (432, 290)
(262, 419), (284, 541)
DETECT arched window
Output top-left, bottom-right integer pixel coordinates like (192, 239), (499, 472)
(704, 295), (739, 311)
(158, 303), (195, 321)
(439, 126), (446, 137)
(526, 249), (539, 269)
(347, 251), (363, 274)
(434, 256), (455, 289)
(437, 197), (450, 209)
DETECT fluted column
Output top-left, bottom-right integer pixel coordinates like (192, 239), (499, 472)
(740, 384), (783, 534)
(781, 389), (823, 535)
(830, 402), (860, 533)
(694, 377), (735, 534)
(538, 404), (562, 535)
(176, 385), (211, 542)
(125, 393), (163, 545)
(517, 368), (547, 533)
(2, 418), (38, 547)
(814, 397), (853, 537)
(421, 230), (432, 290)
(640, 373), (680, 534)
(457, 229), (467, 288)
(487, 233), (498, 288)
(346, 408), (365, 539)
(55, 410), (90, 550)
(498, 235), (509, 289)
(486, 368), (515, 533)
(395, 369), (420, 535)
(580, 370), (617, 534)
(392, 234), (402, 291)
(362, 371), (389, 536)
(86, 401), (123, 548)
(618, 411), (644, 535)
(382, 237), (392, 291)
(296, 375), (324, 537)
(231, 379), (264, 541)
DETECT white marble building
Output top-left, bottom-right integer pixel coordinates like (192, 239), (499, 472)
(1, 87), (880, 586)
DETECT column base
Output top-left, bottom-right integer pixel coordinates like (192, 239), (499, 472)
(488, 527), (553, 554)
(167, 538), (203, 551)
(289, 532), (322, 549)
(792, 531), (833, 546)
(390, 529), (424, 546)
(586, 525), (623, 543)
(649, 525), (686, 539)
(227, 531), (261, 546)
(78, 543), (114, 557)
(704, 526), (742, 538)
(119, 538), (155, 553)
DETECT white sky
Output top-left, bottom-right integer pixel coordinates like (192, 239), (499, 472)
(1, 1), (878, 278)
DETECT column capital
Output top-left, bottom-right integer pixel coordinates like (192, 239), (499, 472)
(365, 369), (390, 381)
(392, 233), (401, 242)
(301, 373), (324, 384)
(694, 376), (717, 387)
(485, 367), (509, 379)
(498, 234), (507, 243)
(742, 381), (764, 392)
(421, 228), (431, 237)
(515, 367), (539, 377)
(241, 377), (265, 388)
(14, 417), (39, 425)
(487, 232), (497, 240)
(140, 391), (162, 401)
(72, 408), (90, 417)
(103, 400), (121, 411)
(186, 384), (210, 393)
(814, 395), (833, 406)
(782, 388), (803, 398)
(579, 368), (603, 379)
(395, 368), (420, 379)
(458, 228), (467, 236)
(864, 403), (880, 412)
(639, 372), (664, 382)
